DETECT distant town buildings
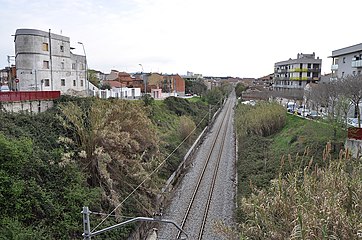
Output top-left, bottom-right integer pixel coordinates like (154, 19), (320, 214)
(7, 28), (362, 102)
(182, 71), (203, 81)
(273, 53), (322, 89)
(330, 43), (362, 80)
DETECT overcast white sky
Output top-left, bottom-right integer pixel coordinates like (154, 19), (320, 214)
(0, 0), (361, 78)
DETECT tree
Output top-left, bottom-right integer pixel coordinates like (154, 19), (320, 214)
(205, 87), (223, 106)
(88, 69), (100, 87)
(58, 99), (161, 214)
(340, 74), (362, 127)
(185, 79), (207, 97)
(235, 82), (247, 99)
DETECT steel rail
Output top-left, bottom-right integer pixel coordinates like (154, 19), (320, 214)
(197, 100), (231, 240)
(176, 98), (233, 239)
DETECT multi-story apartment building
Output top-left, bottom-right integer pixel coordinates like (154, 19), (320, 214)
(14, 29), (89, 95)
(330, 43), (362, 80)
(273, 53), (322, 89)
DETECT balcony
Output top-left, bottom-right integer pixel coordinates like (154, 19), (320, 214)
(292, 68), (308, 72)
(351, 60), (362, 68)
(331, 64), (338, 70)
(274, 76), (289, 81)
(275, 69), (288, 73)
(308, 68), (320, 72)
(290, 77), (309, 81)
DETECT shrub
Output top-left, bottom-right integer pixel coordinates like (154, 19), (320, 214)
(179, 116), (196, 143)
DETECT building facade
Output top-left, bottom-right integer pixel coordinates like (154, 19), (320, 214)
(14, 29), (88, 95)
(330, 43), (362, 80)
(273, 53), (322, 89)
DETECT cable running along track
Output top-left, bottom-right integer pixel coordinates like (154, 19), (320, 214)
(175, 96), (234, 240)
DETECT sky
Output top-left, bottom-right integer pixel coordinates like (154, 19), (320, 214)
(1, 0), (362, 78)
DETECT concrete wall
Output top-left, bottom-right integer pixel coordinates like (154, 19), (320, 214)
(335, 52), (362, 78)
(345, 138), (362, 158)
(0, 100), (54, 113)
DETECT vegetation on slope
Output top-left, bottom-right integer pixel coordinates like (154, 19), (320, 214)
(0, 85), (225, 239)
(228, 101), (359, 239)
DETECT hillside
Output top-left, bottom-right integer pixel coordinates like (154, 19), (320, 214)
(230, 102), (361, 239)
(0, 94), (216, 239)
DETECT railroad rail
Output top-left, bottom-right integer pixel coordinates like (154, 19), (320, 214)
(175, 96), (234, 239)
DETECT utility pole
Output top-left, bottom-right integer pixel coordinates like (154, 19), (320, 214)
(49, 29), (53, 90)
(78, 42), (88, 96)
(82, 207), (91, 240)
(139, 64), (145, 95)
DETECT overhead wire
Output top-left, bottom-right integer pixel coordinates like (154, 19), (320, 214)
(91, 99), (222, 232)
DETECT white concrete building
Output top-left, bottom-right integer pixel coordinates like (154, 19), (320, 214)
(14, 29), (90, 95)
(273, 53), (322, 89)
(330, 43), (362, 80)
(97, 87), (141, 99)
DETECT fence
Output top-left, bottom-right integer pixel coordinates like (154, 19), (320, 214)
(0, 91), (61, 102)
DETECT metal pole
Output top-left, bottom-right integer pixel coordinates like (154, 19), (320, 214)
(139, 64), (145, 95)
(7, 56), (11, 89)
(34, 69), (37, 91)
(78, 42), (88, 96)
(49, 29), (53, 90)
(173, 77), (176, 96)
(82, 206), (91, 240)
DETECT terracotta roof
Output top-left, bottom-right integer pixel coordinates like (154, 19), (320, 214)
(103, 80), (124, 88)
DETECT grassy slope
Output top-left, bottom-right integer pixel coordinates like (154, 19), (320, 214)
(238, 113), (347, 198)
(235, 114), (360, 239)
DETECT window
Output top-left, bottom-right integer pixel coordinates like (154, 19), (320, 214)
(353, 71), (356, 75)
(307, 72), (311, 77)
(307, 63), (311, 68)
(44, 79), (50, 87)
(61, 79), (65, 86)
(72, 63), (76, 70)
(73, 80), (76, 86)
(60, 45), (64, 52)
(43, 61), (49, 69)
(343, 57), (346, 63)
(42, 43), (49, 51)
(80, 80), (84, 87)
(61, 62), (64, 69)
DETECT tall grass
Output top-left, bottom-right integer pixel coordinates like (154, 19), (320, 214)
(235, 101), (286, 139)
(237, 145), (362, 239)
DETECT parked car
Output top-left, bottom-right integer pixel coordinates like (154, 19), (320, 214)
(347, 118), (362, 127)
(298, 108), (310, 117)
(286, 102), (297, 113)
(0, 85), (10, 92)
(307, 110), (319, 119)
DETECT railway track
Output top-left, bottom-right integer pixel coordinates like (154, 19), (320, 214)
(155, 93), (235, 240)
(175, 96), (233, 239)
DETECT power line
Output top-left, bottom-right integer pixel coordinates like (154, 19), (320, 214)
(91, 100), (221, 232)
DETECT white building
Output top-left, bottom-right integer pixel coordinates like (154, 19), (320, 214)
(273, 53), (322, 89)
(330, 43), (362, 80)
(14, 28), (90, 95)
(97, 87), (141, 99)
